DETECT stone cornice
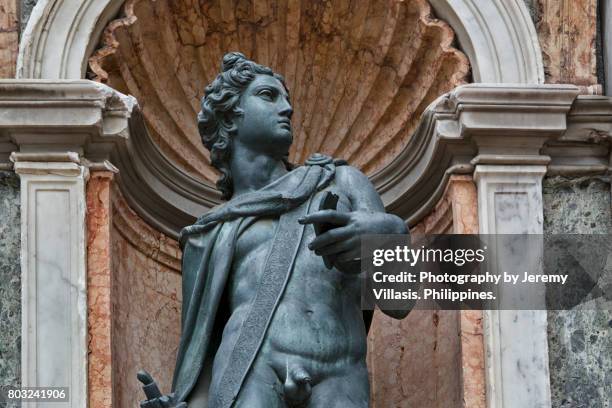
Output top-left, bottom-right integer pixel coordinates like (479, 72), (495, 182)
(0, 80), (220, 238)
(373, 84), (592, 224)
(545, 95), (612, 176)
(2, 81), (612, 237)
(10, 151), (90, 185)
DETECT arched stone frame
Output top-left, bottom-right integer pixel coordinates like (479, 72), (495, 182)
(16, 0), (546, 238)
(17, 0), (124, 79)
(429, 0), (544, 83)
(18, 0), (544, 84)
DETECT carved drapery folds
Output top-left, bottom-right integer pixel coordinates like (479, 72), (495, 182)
(89, 0), (470, 184)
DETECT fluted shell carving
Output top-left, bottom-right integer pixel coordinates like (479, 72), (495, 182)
(89, 0), (470, 185)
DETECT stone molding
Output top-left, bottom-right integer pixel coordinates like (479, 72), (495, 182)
(0, 80), (220, 238)
(418, 0), (544, 83)
(11, 151), (88, 408)
(17, 0), (124, 79)
(3, 81), (612, 238)
(18, 0), (543, 86)
(546, 95), (612, 175)
(373, 84), (582, 224)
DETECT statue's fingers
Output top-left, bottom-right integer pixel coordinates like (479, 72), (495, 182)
(316, 237), (358, 256)
(336, 247), (362, 263)
(309, 226), (353, 250)
(298, 210), (350, 225)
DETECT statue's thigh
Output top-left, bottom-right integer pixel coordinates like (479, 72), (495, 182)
(233, 361), (286, 408)
(308, 369), (369, 408)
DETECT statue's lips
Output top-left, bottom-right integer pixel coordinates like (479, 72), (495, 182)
(278, 119), (292, 129)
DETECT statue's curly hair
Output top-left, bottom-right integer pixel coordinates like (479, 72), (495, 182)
(198, 52), (292, 200)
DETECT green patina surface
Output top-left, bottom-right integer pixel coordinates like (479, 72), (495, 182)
(543, 176), (612, 408)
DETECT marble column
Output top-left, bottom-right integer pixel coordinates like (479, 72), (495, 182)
(11, 152), (88, 408)
(473, 163), (551, 408)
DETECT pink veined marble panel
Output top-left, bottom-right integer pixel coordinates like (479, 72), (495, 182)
(87, 171), (115, 408)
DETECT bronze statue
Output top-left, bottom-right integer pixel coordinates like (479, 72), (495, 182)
(139, 52), (408, 408)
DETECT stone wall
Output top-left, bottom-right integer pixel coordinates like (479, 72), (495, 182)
(542, 176), (612, 408)
(110, 186), (182, 407)
(0, 0), (19, 78)
(535, 0), (600, 92)
(0, 171), (20, 406)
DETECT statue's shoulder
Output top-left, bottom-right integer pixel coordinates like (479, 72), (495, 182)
(302, 152), (370, 187)
(304, 152), (348, 168)
(334, 163), (370, 187)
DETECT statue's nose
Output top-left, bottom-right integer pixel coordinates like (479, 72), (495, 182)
(279, 97), (293, 119)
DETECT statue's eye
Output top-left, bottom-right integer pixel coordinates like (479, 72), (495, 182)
(258, 89), (274, 99)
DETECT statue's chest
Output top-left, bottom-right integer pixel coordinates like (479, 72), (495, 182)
(226, 218), (279, 307)
(234, 217), (278, 265)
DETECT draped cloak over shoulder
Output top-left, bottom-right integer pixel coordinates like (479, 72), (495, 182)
(171, 156), (343, 405)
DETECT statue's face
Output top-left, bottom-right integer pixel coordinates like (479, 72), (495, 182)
(234, 74), (293, 155)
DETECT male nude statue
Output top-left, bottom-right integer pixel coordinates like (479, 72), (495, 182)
(139, 52), (408, 408)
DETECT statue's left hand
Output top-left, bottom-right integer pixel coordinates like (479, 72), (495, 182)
(140, 395), (187, 408)
(299, 210), (406, 268)
(137, 370), (187, 408)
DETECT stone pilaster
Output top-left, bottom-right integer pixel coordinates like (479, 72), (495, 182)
(474, 163), (551, 408)
(11, 151), (88, 408)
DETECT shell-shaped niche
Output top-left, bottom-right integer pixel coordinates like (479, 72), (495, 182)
(89, 0), (470, 185)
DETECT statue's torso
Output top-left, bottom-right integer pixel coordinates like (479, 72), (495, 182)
(212, 188), (367, 385)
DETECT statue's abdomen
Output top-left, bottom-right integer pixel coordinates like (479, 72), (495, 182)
(223, 217), (366, 379)
(264, 225), (367, 375)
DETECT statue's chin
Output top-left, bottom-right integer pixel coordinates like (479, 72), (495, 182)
(279, 129), (292, 141)
(273, 131), (293, 150)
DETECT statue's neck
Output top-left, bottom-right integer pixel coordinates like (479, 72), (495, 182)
(230, 143), (288, 197)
